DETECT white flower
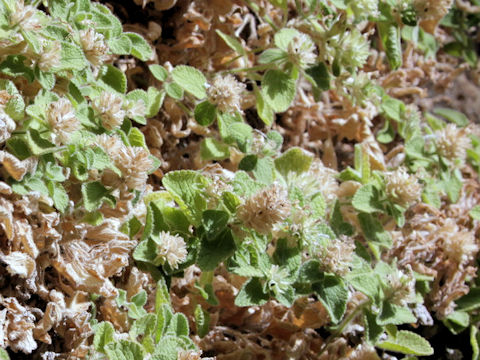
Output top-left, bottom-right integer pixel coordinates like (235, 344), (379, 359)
(38, 41), (61, 72)
(435, 124), (471, 163)
(47, 98), (80, 145)
(385, 167), (422, 207)
(153, 231), (188, 269)
(9, 1), (41, 31)
(286, 33), (317, 68)
(0, 110), (16, 144)
(207, 74), (245, 114)
(92, 92), (126, 131)
(79, 28), (109, 67)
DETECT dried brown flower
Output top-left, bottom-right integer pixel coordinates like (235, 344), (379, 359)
(115, 146), (154, 189)
(0, 297), (37, 354)
(0, 111), (16, 144)
(238, 184), (291, 234)
(9, 1), (41, 31)
(46, 98), (80, 145)
(319, 238), (354, 276)
(0, 151), (37, 181)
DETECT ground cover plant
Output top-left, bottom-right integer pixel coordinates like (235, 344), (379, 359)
(0, 0), (479, 359)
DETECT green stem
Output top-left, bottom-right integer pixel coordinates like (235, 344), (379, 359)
(318, 299), (371, 357)
(175, 101), (193, 117)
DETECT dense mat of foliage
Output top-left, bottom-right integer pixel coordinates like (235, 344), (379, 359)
(0, 0), (479, 359)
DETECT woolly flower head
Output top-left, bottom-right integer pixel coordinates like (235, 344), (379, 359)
(9, 1), (41, 31)
(385, 167), (422, 207)
(319, 238), (354, 276)
(47, 98), (80, 145)
(414, 0), (453, 22)
(38, 41), (61, 72)
(207, 74), (245, 114)
(93, 92), (126, 131)
(154, 231), (188, 269)
(237, 184), (290, 234)
(79, 28), (109, 67)
(115, 146), (154, 190)
(267, 265), (291, 292)
(337, 29), (370, 69)
(384, 267), (416, 307)
(286, 33), (317, 69)
(435, 124), (471, 163)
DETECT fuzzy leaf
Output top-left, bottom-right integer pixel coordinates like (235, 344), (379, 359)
(99, 64), (127, 93)
(261, 69), (296, 113)
(198, 229), (236, 271)
(274, 147), (312, 177)
(434, 107), (469, 127)
(377, 330), (434, 356)
(146, 87), (165, 118)
(194, 101), (217, 126)
(216, 29), (246, 55)
(313, 274), (348, 323)
(352, 184), (383, 213)
(81, 181), (111, 212)
(235, 278), (269, 307)
(104, 340), (145, 360)
(93, 321), (115, 353)
(58, 41), (87, 70)
(200, 138), (230, 161)
(171, 65), (207, 99)
(149, 64), (168, 82)
(125, 32), (153, 61)
(194, 304), (210, 338)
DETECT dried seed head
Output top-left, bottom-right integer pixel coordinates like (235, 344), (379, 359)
(93, 92), (125, 131)
(287, 33), (317, 69)
(385, 167), (422, 207)
(38, 41), (61, 72)
(79, 28), (109, 67)
(238, 184), (291, 234)
(0, 111), (16, 144)
(115, 146), (153, 190)
(435, 124), (471, 163)
(154, 231), (188, 269)
(207, 74), (245, 114)
(47, 98), (79, 145)
(10, 1), (41, 31)
(177, 350), (202, 360)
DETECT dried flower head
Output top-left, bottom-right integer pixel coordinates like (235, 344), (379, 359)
(286, 33), (317, 69)
(441, 225), (478, 264)
(319, 238), (354, 276)
(154, 231), (188, 269)
(95, 134), (124, 159)
(207, 74), (245, 114)
(1, 297), (37, 354)
(414, 0), (453, 24)
(38, 41), (61, 72)
(79, 28), (109, 67)
(338, 29), (370, 69)
(384, 267), (416, 307)
(385, 167), (422, 207)
(435, 124), (471, 163)
(237, 184), (291, 234)
(125, 99), (146, 119)
(47, 98), (80, 144)
(9, 1), (41, 31)
(92, 92), (126, 131)
(177, 350), (202, 360)
(0, 111), (16, 144)
(115, 146), (154, 189)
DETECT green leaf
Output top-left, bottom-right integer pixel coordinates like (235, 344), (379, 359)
(274, 147), (312, 177)
(235, 277), (269, 307)
(305, 62), (330, 91)
(48, 181), (69, 213)
(377, 330), (434, 356)
(166, 313), (189, 337)
(162, 170), (209, 226)
(443, 310), (469, 335)
(194, 304), (210, 338)
(5, 94), (25, 121)
(27, 129), (56, 156)
(194, 101), (217, 126)
(261, 69), (296, 113)
(129, 127), (147, 148)
(364, 310), (384, 345)
(313, 274), (348, 323)
(274, 28), (302, 51)
(108, 34), (133, 55)
(0, 55), (34, 82)
(165, 82), (184, 100)
(58, 41), (87, 71)
(146, 87), (165, 118)
(93, 321), (115, 353)
(216, 29), (246, 56)
(253, 157), (275, 185)
(83, 211), (104, 226)
(358, 213), (392, 256)
(198, 229), (236, 271)
(81, 181), (111, 212)
(104, 340), (145, 360)
(155, 277), (171, 311)
(34, 67), (56, 90)
(202, 210), (229, 241)
(200, 138), (230, 161)
(0, 348), (9, 360)
(255, 89), (275, 126)
(456, 287), (480, 312)
(381, 95), (405, 122)
(125, 32), (153, 61)
(377, 301), (416, 325)
(149, 64), (168, 82)
(433, 107), (469, 127)
(99, 64), (127, 94)
(258, 48), (287, 64)
(171, 65), (207, 99)
(129, 313), (156, 341)
(471, 325), (480, 360)
(378, 22), (402, 70)
(352, 184), (383, 213)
